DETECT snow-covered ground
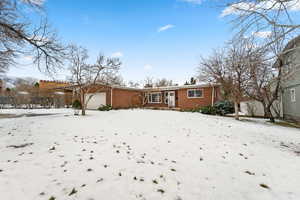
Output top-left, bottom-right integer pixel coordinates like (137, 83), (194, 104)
(0, 109), (299, 200)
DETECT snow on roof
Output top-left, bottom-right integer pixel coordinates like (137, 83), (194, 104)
(111, 83), (219, 91)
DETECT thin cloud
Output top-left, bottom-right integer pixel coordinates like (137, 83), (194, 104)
(252, 31), (272, 38)
(22, 0), (45, 6)
(221, 0), (300, 17)
(144, 64), (153, 71)
(111, 52), (123, 58)
(179, 0), (203, 5)
(157, 24), (175, 32)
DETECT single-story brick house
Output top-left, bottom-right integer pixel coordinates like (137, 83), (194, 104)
(81, 83), (221, 110)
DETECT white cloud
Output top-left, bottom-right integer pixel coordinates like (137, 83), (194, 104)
(252, 31), (272, 38)
(179, 0), (203, 5)
(22, 0), (45, 6)
(220, 2), (254, 17)
(144, 64), (153, 71)
(221, 0), (300, 17)
(157, 24), (175, 32)
(111, 52), (123, 58)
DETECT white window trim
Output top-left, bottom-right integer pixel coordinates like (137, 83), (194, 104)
(187, 89), (204, 99)
(164, 91), (168, 104)
(290, 88), (296, 102)
(148, 92), (162, 104)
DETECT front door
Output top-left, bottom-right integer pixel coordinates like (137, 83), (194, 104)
(168, 91), (175, 107)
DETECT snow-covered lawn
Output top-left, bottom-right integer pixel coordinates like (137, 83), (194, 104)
(0, 109), (299, 200)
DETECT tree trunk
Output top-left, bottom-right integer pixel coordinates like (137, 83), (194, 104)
(81, 106), (86, 116)
(80, 91), (86, 116)
(265, 105), (275, 123)
(234, 101), (239, 120)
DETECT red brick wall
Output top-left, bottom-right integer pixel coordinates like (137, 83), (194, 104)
(84, 85), (220, 110)
(112, 88), (142, 109)
(177, 87), (219, 110)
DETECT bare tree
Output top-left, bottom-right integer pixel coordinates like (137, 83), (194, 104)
(143, 77), (154, 88)
(68, 45), (121, 115)
(245, 33), (288, 122)
(221, 0), (300, 47)
(155, 78), (174, 87)
(198, 38), (253, 120)
(128, 81), (140, 88)
(0, 0), (68, 74)
(184, 77), (197, 85)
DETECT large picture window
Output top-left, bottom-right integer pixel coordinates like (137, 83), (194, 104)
(187, 89), (203, 98)
(148, 92), (162, 103)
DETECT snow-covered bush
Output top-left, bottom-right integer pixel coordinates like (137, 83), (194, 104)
(214, 100), (234, 116)
(97, 105), (112, 111)
(72, 100), (82, 109)
(200, 105), (217, 115)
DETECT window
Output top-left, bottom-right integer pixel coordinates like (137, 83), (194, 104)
(290, 88), (296, 102)
(187, 89), (203, 98)
(148, 92), (162, 103)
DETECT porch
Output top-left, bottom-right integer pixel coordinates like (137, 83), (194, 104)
(142, 90), (177, 108)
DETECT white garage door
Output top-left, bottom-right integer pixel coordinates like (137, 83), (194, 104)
(86, 93), (106, 110)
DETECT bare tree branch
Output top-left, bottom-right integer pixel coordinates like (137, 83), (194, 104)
(0, 0), (68, 75)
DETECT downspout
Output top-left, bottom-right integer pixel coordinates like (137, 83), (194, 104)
(111, 87), (113, 108)
(211, 86), (215, 106)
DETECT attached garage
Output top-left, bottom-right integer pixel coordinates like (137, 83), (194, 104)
(86, 92), (106, 110)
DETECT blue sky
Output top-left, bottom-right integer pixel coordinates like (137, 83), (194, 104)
(8, 0), (234, 84)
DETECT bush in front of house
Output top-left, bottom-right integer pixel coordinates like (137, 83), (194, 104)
(97, 105), (112, 111)
(197, 100), (234, 115)
(72, 100), (82, 109)
(200, 105), (217, 115)
(190, 107), (202, 113)
(214, 100), (234, 116)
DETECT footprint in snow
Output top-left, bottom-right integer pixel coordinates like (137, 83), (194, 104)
(245, 171), (255, 175)
(69, 188), (77, 196)
(157, 189), (165, 194)
(260, 183), (270, 189)
(96, 178), (104, 183)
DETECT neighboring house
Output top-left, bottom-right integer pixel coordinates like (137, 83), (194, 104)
(240, 99), (280, 118)
(240, 35), (300, 122)
(280, 35), (300, 122)
(39, 80), (73, 107)
(72, 83), (221, 110)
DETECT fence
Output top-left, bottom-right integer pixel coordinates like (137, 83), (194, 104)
(0, 94), (72, 109)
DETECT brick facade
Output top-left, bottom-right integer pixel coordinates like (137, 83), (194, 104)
(177, 86), (220, 110)
(112, 88), (142, 109)
(85, 84), (220, 110)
